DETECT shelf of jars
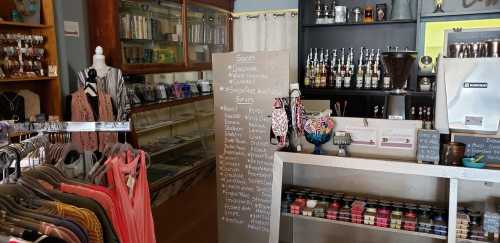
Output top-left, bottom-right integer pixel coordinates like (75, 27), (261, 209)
(281, 184), (498, 242)
(271, 152), (500, 243)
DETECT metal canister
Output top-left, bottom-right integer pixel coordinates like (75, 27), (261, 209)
(335, 6), (347, 23)
(441, 142), (466, 166)
(486, 39), (500, 57)
(352, 7), (362, 23)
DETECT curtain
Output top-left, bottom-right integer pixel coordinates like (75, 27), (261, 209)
(233, 11), (298, 83)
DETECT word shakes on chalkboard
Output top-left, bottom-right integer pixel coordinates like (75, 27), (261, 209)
(417, 129), (441, 165)
(452, 133), (500, 167)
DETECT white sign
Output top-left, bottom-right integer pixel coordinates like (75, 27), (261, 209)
(64, 21), (80, 37)
(345, 127), (377, 147)
(379, 128), (415, 150)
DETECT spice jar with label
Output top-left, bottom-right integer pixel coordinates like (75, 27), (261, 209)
(433, 209), (448, 236)
(403, 205), (418, 231)
(376, 203), (392, 227)
(290, 193), (307, 215)
(364, 202), (377, 225)
(417, 206), (433, 233)
(351, 200), (366, 224)
(327, 196), (342, 220)
(470, 212), (486, 241)
(338, 197), (354, 222)
(314, 195), (330, 218)
(390, 204), (404, 229)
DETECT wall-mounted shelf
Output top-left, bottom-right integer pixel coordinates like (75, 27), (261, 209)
(0, 20), (52, 28)
(303, 19), (417, 28)
(420, 9), (500, 20)
(0, 77), (57, 83)
(302, 88), (435, 98)
(282, 213), (447, 240)
(0, 0), (62, 118)
(130, 95), (213, 113)
(135, 117), (196, 134)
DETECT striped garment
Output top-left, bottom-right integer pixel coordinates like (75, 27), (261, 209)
(78, 67), (130, 121)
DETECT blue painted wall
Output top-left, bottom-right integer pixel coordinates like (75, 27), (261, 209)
(234, 0), (298, 12)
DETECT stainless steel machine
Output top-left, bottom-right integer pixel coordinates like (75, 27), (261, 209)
(435, 58), (500, 134)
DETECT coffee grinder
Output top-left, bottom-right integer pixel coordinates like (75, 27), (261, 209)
(382, 50), (417, 120)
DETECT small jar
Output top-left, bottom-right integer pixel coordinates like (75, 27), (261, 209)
(432, 210), (448, 236)
(364, 5), (374, 23)
(376, 203), (391, 228)
(419, 77), (432, 92)
(351, 200), (366, 224)
(403, 206), (418, 231)
(352, 7), (362, 23)
(390, 207), (403, 229)
(364, 204), (377, 225)
(339, 197), (353, 222)
(417, 206), (433, 233)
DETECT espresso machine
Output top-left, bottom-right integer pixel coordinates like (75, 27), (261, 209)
(382, 50), (417, 120)
(435, 57), (500, 135)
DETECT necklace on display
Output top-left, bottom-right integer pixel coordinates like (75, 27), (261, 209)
(1, 93), (20, 121)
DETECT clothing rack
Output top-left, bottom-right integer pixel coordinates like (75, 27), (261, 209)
(6, 121), (131, 134)
(0, 133), (48, 182)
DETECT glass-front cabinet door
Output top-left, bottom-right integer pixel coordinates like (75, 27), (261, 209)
(187, 2), (230, 65)
(119, 0), (184, 67)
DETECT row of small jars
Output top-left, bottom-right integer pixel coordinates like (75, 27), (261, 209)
(282, 187), (448, 236)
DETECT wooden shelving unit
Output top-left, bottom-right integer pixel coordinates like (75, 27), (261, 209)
(0, 20), (52, 28)
(87, 0), (234, 75)
(0, 0), (62, 117)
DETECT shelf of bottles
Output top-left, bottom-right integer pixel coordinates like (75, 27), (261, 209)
(304, 47), (394, 91)
(119, 0), (184, 65)
(187, 3), (230, 64)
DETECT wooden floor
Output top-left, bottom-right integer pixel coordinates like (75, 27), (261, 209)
(153, 172), (218, 243)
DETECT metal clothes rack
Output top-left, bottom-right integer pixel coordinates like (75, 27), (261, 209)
(7, 121), (131, 133)
(0, 121), (132, 183)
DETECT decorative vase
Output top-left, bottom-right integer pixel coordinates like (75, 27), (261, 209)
(391, 0), (412, 20)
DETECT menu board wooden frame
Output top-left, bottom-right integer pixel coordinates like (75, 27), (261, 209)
(213, 51), (290, 243)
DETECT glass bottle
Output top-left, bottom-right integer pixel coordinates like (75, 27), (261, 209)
(364, 60), (372, 89)
(315, 0), (323, 24)
(344, 48), (354, 89)
(356, 47), (364, 89)
(320, 49), (328, 88)
(329, 49), (337, 88)
(335, 48), (344, 89)
(314, 49), (321, 88)
(304, 49), (312, 88)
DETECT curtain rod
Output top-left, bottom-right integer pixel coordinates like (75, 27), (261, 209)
(232, 9), (299, 17)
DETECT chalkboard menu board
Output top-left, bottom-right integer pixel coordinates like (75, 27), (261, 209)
(213, 51), (290, 243)
(453, 133), (500, 164)
(417, 129), (441, 164)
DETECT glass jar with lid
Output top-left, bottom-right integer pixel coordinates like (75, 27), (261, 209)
(432, 209), (448, 236)
(403, 205), (417, 231)
(364, 202), (377, 225)
(376, 203), (392, 228)
(390, 206), (403, 229)
(417, 206), (433, 233)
